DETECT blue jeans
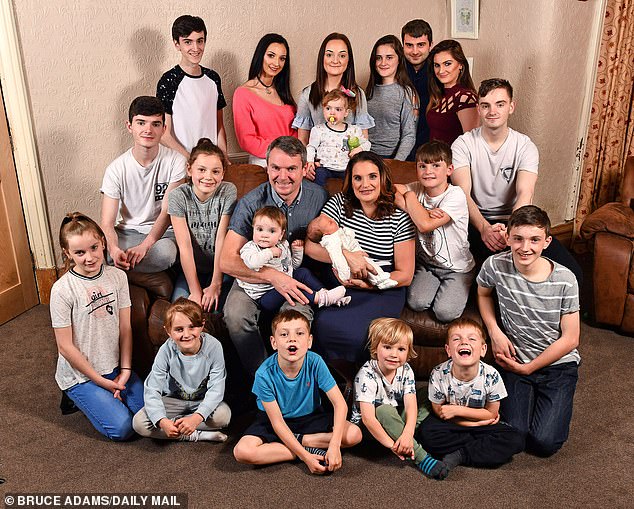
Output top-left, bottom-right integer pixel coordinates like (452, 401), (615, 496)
(499, 361), (578, 457)
(314, 167), (345, 187)
(171, 271), (233, 311)
(65, 368), (144, 441)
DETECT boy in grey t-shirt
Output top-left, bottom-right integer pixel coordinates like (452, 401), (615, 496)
(477, 205), (580, 457)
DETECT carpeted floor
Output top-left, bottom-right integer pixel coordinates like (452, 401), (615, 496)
(1, 304), (633, 509)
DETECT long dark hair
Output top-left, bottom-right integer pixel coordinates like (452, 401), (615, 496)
(247, 33), (295, 107)
(309, 33), (360, 111)
(342, 152), (396, 220)
(366, 35), (416, 104)
(427, 39), (475, 112)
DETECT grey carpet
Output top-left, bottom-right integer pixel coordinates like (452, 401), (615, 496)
(1, 305), (633, 509)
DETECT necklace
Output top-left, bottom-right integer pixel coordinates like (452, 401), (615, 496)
(257, 75), (273, 95)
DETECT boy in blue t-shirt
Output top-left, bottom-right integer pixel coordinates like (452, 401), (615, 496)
(157, 15), (228, 159)
(233, 310), (362, 474)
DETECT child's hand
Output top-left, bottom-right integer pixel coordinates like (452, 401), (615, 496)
(188, 290), (203, 307)
(393, 183), (408, 195)
(394, 190), (407, 211)
(126, 242), (151, 269)
(428, 208), (446, 219)
(438, 404), (461, 420)
(348, 147), (362, 158)
(495, 355), (532, 376)
(111, 247), (130, 271)
(100, 377), (125, 400)
(490, 329), (517, 361)
(392, 434), (415, 460)
(270, 246), (282, 258)
(202, 282), (222, 312)
(291, 239), (304, 249)
(325, 445), (342, 472)
(174, 413), (204, 436)
(302, 453), (328, 475)
(305, 162), (316, 181)
(158, 418), (180, 439)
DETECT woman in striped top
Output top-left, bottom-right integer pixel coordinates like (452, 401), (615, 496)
(305, 152), (416, 363)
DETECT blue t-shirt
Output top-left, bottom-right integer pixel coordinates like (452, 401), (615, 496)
(253, 351), (336, 418)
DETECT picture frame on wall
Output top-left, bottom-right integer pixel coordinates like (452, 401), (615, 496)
(450, 0), (479, 39)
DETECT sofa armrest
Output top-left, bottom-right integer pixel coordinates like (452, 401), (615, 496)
(592, 231), (632, 327)
(580, 202), (634, 241)
(129, 284), (155, 378)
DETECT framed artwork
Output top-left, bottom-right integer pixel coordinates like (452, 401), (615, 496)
(450, 0), (479, 39)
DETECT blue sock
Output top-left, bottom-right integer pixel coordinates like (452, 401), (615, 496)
(418, 454), (449, 480)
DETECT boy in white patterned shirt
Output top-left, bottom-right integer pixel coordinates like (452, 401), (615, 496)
(352, 318), (448, 479)
(418, 317), (524, 475)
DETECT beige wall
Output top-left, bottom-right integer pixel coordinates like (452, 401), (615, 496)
(10, 0), (598, 261)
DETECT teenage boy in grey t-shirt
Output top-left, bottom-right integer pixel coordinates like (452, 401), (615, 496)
(477, 205), (580, 457)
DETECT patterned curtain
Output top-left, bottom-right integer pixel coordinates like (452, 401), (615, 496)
(574, 0), (634, 232)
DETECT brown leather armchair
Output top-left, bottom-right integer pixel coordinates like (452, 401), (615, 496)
(579, 156), (634, 335)
(129, 161), (482, 379)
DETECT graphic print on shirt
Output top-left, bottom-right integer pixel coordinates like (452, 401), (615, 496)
(174, 375), (209, 401)
(85, 285), (115, 317)
(155, 182), (169, 202)
(500, 167), (515, 183)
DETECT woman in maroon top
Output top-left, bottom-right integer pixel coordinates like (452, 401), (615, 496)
(426, 40), (479, 145)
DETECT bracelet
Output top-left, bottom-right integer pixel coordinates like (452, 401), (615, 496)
(120, 367), (132, 371)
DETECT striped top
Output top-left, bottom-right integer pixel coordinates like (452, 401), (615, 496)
(477, 251), (580, 366)
(321, 193), (416, 267)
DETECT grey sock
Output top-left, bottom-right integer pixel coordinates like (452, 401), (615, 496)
(443, 449), (465, 469)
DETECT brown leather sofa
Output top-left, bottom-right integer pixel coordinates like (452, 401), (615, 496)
(128, 161), (481, 379)
(579, 155), (634, 335)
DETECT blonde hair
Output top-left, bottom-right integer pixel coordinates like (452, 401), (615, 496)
(368, 318), (417, 360)
(163, 297), (204, 332)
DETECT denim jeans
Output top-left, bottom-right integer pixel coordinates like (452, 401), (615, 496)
(65, 368), (144, 441)
(500, 361), (578, 457)
(314, 167), (345, 187)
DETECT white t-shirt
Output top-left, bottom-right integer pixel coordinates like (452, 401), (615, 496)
(406, 183), (474, 273)
(50, 265), (131, 391)
(451, 127), (539, 220)
(100, 145), (186, 233)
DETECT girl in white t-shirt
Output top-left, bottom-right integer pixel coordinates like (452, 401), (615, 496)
(168, 138), (237, 310)
(50, 212), (144, 440)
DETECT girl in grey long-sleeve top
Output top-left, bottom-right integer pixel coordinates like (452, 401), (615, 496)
(366, 35), (417, 161)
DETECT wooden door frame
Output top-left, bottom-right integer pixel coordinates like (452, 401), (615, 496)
(0, 0), (56, 302)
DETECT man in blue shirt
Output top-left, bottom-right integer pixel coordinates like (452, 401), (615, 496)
(220, 136), (329, 377)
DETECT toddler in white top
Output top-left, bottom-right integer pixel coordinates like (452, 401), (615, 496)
(306, 89), (371, 187)
(237, 207), (350, 312)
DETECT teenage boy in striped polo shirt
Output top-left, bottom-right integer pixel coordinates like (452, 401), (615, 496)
(476, 205), (580, 457)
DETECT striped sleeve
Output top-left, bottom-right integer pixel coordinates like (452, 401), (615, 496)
(476, 255), (497, 288)
(393, 209), (416, 243)
(321, 193), (344, 224)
